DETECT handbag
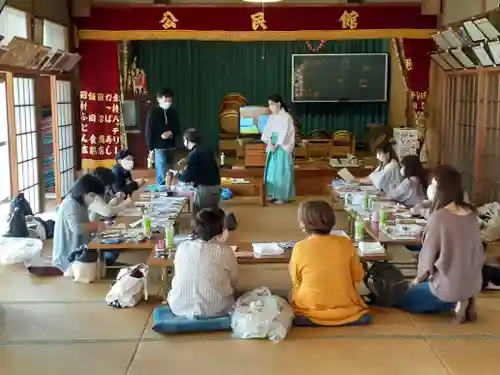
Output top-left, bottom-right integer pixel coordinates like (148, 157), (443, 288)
(105, 264), (149, 308)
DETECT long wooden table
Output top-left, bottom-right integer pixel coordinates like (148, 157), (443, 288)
(88, 195), (189, 280)
(147, 240), (392, 300)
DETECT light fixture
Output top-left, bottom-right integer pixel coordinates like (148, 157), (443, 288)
(242, 0), (283, 2)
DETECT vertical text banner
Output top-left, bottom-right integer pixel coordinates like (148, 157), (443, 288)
(78, 40), (121, 169)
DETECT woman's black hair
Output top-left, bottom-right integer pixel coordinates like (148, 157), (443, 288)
(194, 207), (226, 241)
(116, 148), (132, 161)
(69, 174), (106, 205)
(184, 128), (201, 144)
(374, 140), (398, 168)
(92, 167), (116, 187)
(267, 93), (288, 112)
(401, 154), (428, 192)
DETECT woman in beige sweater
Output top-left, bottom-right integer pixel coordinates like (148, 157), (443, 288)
(398, 166), (484, 324)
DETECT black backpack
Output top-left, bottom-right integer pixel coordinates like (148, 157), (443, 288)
(225, 212), (238, 231)
(5, 207), (29, 237)
(365, 262), (408, 307)
(11, 193), (33, 217)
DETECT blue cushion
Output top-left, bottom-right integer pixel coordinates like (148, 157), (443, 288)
(152, 306), (232, 334)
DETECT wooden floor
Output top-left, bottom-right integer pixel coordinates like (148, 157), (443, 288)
(1, 197), (500, 375)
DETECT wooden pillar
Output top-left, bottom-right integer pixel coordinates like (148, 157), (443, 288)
(5, 72), (18, 195)
(50, 75), (62, 202)
(474, 72), (487, 203)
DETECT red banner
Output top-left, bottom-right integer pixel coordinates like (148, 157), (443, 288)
(78, 40), (121, 169)
(400, 39), (434, 115)
(77, 4), (436, 41)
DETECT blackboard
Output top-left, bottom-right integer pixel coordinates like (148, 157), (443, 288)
(292, 53), (388, 103)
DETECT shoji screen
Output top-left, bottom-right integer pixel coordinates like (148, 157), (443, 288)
(14, 77), (40, 212)
(56, 80), (75, 197)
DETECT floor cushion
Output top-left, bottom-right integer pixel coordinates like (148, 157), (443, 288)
(152, 306), (232, 334)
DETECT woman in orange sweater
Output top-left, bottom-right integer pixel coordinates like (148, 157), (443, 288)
(290, 200), (372, 326)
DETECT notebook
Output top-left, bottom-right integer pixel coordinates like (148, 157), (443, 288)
(337, 168), (356, 183)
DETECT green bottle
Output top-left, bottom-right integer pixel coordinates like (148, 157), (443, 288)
(142, 206), (151, 237)
(362, 190), (369, 210)
(165, 221), (175, 250)
(354, 215), (364, 242)
(379, 207), (387, 229)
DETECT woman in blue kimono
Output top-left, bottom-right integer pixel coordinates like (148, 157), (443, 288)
(262, 94), (295, 204)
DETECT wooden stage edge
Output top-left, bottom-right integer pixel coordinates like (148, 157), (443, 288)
(133, 161), (373, 196)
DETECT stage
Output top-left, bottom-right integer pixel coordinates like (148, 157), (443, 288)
(133, 159), (374, 197)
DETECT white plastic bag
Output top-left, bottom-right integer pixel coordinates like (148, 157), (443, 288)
(231, 287), (294, 342)
(105, 264), (148, 308)
(71, 261), (97, 284)
(0, 237), (43, 265)
(478, 202), (500, 242)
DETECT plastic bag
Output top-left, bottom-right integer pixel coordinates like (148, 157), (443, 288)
(105, 264), (148, 308)
(0, 237), (43, 265)
(70, 261), (97, 283)
(231, 287), (294, 343)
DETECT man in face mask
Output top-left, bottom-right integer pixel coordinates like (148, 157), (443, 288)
(145, 88), (180, 185)
(111, 149), (146, 197)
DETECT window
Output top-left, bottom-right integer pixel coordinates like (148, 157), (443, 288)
(0, 78), (11, 202)
(43, 20), (67, 51)
(0, 7), (28, 46)
(56, 80), (75, 197)
(14, 77), (40, 213)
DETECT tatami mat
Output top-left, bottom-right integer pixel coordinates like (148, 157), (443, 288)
(0, 196), (499, 375)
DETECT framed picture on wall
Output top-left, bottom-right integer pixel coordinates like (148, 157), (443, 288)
(26, 46), (52, 70)
(41, 49), (64, 71)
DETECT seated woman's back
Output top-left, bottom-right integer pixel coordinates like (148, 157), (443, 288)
(419, 207), (484, 302)
(290, 234), (367, 325)
(167, 208), (238, 319)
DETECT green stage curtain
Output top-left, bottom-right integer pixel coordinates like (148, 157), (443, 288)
(134, 40), (389, 149)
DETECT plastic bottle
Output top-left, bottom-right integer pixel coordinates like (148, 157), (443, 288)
(379, 207), (387, 230)
(354, 215), (364, 242)
(142, 205), (151, 237)
(221, 152), (226, 166)
(155, 239), (166, 257)
(165, 221), (175, 250)
(362, 190), (369, 210)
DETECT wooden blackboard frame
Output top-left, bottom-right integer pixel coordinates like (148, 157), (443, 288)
(291, 53), (389, 103)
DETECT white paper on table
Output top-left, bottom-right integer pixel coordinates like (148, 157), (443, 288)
(330, 229), (349, 237)
(357, 242), (386, 255)
(252, 243), (284, 257)
(337, 168), (356, 183)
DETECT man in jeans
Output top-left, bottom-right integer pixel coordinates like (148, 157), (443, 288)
(145, 88), (180, 185)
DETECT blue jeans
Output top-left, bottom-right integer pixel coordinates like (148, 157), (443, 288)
(155, 149), (174, 185)
(397, 281), (455, 314)
(292, 313), (372, 327)
(406, 245), (422, 252)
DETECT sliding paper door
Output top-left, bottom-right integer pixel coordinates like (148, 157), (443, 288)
(13, 77), (41, 213)
(54, 79), (76, 199)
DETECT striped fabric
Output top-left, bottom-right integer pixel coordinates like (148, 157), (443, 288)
(167, 239), (238, 319)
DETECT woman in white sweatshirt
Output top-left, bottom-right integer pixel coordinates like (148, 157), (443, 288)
(89, 167), (134, 221)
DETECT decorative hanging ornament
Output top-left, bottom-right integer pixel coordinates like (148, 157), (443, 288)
(305, 40), (326, 53)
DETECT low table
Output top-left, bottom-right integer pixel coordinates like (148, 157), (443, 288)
(222, 181), (266, 206)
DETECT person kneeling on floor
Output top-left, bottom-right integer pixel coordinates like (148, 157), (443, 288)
(397, 166), (484, 323)
(290, 200), (372, 327)
(167, 208), (238, 318)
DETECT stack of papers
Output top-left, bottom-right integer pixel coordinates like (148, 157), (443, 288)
(357, 242), (386, 255)
(252, 243), (285, 257)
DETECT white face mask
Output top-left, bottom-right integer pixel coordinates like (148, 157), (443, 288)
(159, 101), (171, 110)
(84, 193), (97, 205)
(427, 183), (437, 202)
(120, 159), (134, 171)
(400, 167), (405, 176)
(269, 104), (279, 114)
(376, 153), (386, 162)
(216, 229), (229, 243)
